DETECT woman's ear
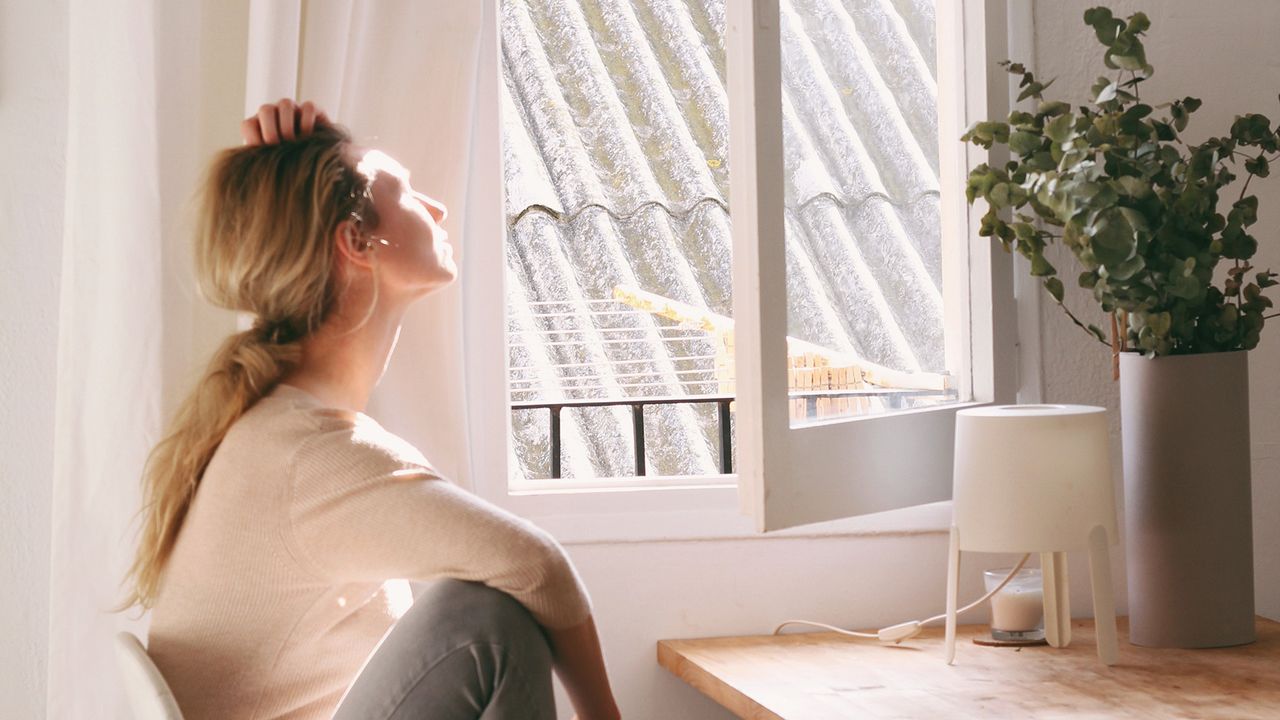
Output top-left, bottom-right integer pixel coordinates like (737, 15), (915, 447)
(333, 218), (376, 270)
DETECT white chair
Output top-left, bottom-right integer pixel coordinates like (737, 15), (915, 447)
(115, 632), (184, 719)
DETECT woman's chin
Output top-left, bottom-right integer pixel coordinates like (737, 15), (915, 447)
(408, 269), (458, 299)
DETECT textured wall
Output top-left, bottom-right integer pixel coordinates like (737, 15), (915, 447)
(1031, 1), (1280, 619)
(0, 0), (67, 716)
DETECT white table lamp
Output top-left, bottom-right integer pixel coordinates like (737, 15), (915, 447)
(945, 404), (1119, 666)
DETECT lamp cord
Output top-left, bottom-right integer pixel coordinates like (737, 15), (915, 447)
(772, 553), (1033, 644)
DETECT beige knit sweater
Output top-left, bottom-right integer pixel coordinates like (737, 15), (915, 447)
(146, 383), (592, 720)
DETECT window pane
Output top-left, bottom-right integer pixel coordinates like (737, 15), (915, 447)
(502, 0), (733, 481)
(779, 0), (961, 426)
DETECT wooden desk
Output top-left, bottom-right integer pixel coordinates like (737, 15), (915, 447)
(658, 617), (1280, 719)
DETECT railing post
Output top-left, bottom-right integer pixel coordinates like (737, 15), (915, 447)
(718, 399), (733, 474)
(632, 404), (646, 476)
(550, 406), (562, 479)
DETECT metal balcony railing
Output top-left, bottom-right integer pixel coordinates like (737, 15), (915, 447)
(510, 386), (954, 480)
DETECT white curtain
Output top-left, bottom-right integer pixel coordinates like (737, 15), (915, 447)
(47, 0), (163, 717)
(244, 0), (491, 487)
(47, 0), (498, 716)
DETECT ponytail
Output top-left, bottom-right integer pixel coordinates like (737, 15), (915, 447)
(117, 124), (373, 611)
(116, 328), (300, 611)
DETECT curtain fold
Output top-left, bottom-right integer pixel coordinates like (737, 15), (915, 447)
(47, 0), (164, 716)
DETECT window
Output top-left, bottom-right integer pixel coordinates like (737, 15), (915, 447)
(501, 0), (735, 483)
(466, 0), (1017, 538)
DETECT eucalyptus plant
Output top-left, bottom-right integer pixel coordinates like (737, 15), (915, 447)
(962, 6), (1277, 357)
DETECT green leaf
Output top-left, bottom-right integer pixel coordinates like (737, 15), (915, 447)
(1245, 155), (1271, 178)
(1232, 196), (1259, 227)
(1045, 114), (1074, 144)
(1009, 110), (1036, 129)
(1107, 254), (1146, 281)
(990, 182), (1012, 207)
(1119, 104), (1154, 135)
(1088, 206), (1140, 266)
(1095, 82), (1118, 104)
(1149, 312), (1172, 337)
(1168, 273), (1203, 301)
(1114, 175), (1151, 198)
(1083, 7), (1122, 44)
(1039, 101), (1071, 117)
(1230, 113), (1272, 144)
(1087, 324), (1108, 343)
(1220, 304), (1240, 332)
(1009, 131), (1043, 156)
(1109, 46), (1148, 72)
(1018, 79), (1056, 103)
(1030, 253), (1057, 277)
(1259, 271), (1280, 289)
(964, 166), (997, 203)
(1025, 151), (1057, 172)
(1045, 277), (1065, 303)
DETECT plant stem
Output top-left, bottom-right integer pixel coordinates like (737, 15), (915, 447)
(1238, 168), (1258, 203)
(1109, 311), (1120, 381)
(1052, 296), (1111, 348)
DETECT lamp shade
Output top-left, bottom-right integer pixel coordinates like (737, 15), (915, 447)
(952, 404), (1117, 553)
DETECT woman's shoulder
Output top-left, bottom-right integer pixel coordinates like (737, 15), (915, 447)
(262, 385), (438, 484)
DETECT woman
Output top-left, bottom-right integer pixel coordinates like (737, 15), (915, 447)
(118, 100), (620, 720)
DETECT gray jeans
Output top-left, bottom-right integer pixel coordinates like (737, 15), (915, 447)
(332, 579), (556, 720)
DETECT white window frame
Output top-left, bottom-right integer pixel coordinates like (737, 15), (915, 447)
(463, 0), (1022, 543)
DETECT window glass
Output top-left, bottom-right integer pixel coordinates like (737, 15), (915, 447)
(779, 0), (959, 426)
(501, 0), (959, 478)
(502, 0), (732, 480)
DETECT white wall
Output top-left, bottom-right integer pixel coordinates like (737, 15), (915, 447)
(1032, 0), (1280, 621)
(0, 1), (67, 716)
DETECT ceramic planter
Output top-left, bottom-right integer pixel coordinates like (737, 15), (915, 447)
(1119, 350), (1255, 648)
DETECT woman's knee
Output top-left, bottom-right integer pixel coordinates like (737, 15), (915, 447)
(416, 579), (550, 663)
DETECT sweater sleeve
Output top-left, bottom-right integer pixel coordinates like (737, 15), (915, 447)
(286, 412), (592, 630)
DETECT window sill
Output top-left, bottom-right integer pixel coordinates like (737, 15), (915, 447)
(519, 486), (953, 546)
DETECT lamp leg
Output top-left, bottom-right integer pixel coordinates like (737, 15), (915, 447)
(1087, 525), (1119, 666)
(945, 526), (960, 665)
(1042, 551), (1071, 647)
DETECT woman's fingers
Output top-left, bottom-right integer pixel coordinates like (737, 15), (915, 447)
(240, 116), (264, 146)
(276, 98), (297, 141)
(299, 101), (318, 136)
(242, 99), (330, 146)
(257, 103), (280, 144)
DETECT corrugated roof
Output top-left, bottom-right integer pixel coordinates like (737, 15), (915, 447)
(502, 0), (943, 479)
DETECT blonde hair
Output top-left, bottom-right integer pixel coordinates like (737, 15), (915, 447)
(117, 124), (378, 611)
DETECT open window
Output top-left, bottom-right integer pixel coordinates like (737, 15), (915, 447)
(465, 0), (1018, 536)
(729, 0), (1017, 531)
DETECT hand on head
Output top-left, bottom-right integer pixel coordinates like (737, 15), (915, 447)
(241, 99), (330, 146)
